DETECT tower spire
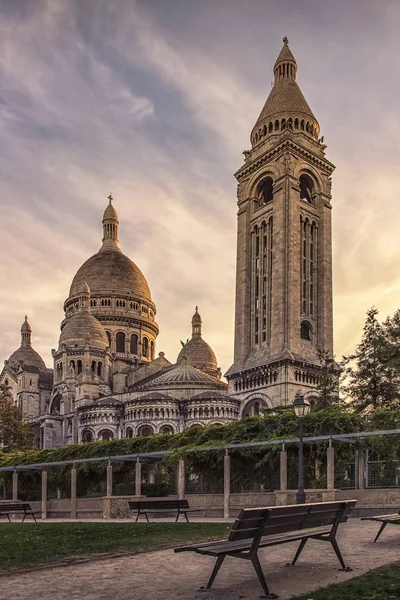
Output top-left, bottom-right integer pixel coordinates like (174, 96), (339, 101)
(101, 194), (121, 252)
(21, 315), (32, 347)
(192, 306), (202, 337)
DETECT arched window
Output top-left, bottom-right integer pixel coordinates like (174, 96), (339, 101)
(70, 360), (75, 372)
(125, 427), (133, 438)
(130, 334), (138, 355)
(242, 398), (268, 417)
(138, 424), (154, 437)
(105, 331), (111, 348)
(299, 174), (314, 204)
(150, 340), (155, 360)
(91, 360), (96, 372)
(160, 425), (174, 435)
(4, 378), (8, 387)
(77, 360), (82, 375)
(116, 332), (126, 353)
(98, 429), (114, 440)
(257, 177), (273, 204)
(97, 362), (102, 377)
(142, 337), (149, 358)
(300, 321), (312, 341)
(82, 429), (93, 443)
(50, 395), (61, 415)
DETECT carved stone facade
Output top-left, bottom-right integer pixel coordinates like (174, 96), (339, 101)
(226, 38), (336, 410)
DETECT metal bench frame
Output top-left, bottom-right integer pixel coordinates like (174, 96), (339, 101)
(175, 500), (356, 599)
(0, 502), (42, 522)
(128, 499), (199, 523)
(361, 512), (400, 542)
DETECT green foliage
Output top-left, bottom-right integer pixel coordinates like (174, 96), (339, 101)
(343, 307), (400, 412)
(314, 348), (342, 410)
(0, 522), (231, 570)
(292, 563), (400, 600)
(0, 384), (36, 452)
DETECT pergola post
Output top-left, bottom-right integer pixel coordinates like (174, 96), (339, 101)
(177, 459), (185, 500)
(280, 446), (287, 491)
(327, 442), (335, 490)
(106, 461), (113, 497)
(135, 459), (142, 497)
(224, 451), (230, 519)
(71, 466), (77, 519)
(41, 470), (48, 520)
(12, 470), (18, 501)
(358, 450), (366, 490)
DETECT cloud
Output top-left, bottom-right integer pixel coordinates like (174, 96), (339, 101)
(1, 0), (400, 381)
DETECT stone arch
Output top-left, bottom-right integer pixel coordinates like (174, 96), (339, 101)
(247, 165), (280, 199)
(240, 392), (271, 417)
(82, 428), (94, 443)
(137, 424), (154, 437)
(98, 429), (114, 440)
(293, 163), (323, 194)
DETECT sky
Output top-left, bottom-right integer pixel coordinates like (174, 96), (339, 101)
(1, 0), (400, 376)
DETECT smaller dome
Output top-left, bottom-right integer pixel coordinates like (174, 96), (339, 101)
(8, 346), (46, 371)
(177, 337), (218, 372)
(59, 311), (109, 350)
(77, 280), (91, 296)
(192, 306), (201, 325)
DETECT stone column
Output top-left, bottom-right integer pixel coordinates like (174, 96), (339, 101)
(71, 466), (77, 519)
(224, 453), (230, 519)
(177, 459), (185, 500)
(12, 471), (18, 501)
(327, 446), (335, 490)
(358, 450), (366, 490)
(135, 460), (142, 497)
(280, 450), (287, 491)
(106, 462), (113, 497)
(41, 471), (48, 520)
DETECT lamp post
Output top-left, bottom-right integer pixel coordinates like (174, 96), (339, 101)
(293, 393), (311, 504)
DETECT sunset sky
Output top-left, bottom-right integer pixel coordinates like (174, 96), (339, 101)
(1, 0), (400, 376)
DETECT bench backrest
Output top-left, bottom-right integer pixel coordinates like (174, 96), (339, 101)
(0, 503), (25, 511)
(129, 499), (190, 510)
(229, 500), (356, 543)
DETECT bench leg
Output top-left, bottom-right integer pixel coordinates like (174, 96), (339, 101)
(330, 537), (351, 571)
(290, 538), (308, 566)
(203, 555), (226, 590)
(22, 513), (26, 523)
(32, 514), (37, 522)
(251, 555), (277, 599)
(373, 522), (387, 543)
(184, 511), (189, 523)
(7, 514), (11, 523)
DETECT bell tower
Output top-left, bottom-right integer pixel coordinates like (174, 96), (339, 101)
(226, 38), (336, 409)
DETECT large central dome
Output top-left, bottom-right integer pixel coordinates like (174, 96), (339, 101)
(66, 197), (153, 305)
(69, 250), (151, 302)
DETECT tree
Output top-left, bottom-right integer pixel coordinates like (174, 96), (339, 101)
(314, 348), (342, 410)
(0, 384), (36, 452)
(342, 307), (400, 413)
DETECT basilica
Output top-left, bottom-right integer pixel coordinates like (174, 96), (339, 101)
(0, 38), (336, 448)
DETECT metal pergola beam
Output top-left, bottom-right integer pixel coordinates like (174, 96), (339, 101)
(0, 428), (399, 472)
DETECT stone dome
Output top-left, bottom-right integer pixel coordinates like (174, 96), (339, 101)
(59, 311), (109, 350)
(177, 337), (218, 372)
(7, 317), (46, 371)
(8, 346), (46, 371)
(69, 250), (152, 303)
(176, 308), (219, 374)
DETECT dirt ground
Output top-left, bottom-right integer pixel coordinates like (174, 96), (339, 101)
(1, 519), (399, 600)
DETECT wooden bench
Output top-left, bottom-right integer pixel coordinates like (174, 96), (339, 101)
(128, 499), (200, 522)
(361, 512), (400, 542)
(175, 500), (356, 599)
(0, 502), (42, 522)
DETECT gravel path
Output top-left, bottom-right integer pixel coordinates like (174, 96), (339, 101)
(1, 519), (399, 600)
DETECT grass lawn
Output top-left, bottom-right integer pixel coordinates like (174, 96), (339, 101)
(0, 522), (231, 571)
(293, 563), (400, 600)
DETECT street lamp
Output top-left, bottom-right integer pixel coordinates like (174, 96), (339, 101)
(293, 393), (311, 504)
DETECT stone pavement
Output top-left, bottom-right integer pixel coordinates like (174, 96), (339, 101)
(1, 520), (399, 600)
